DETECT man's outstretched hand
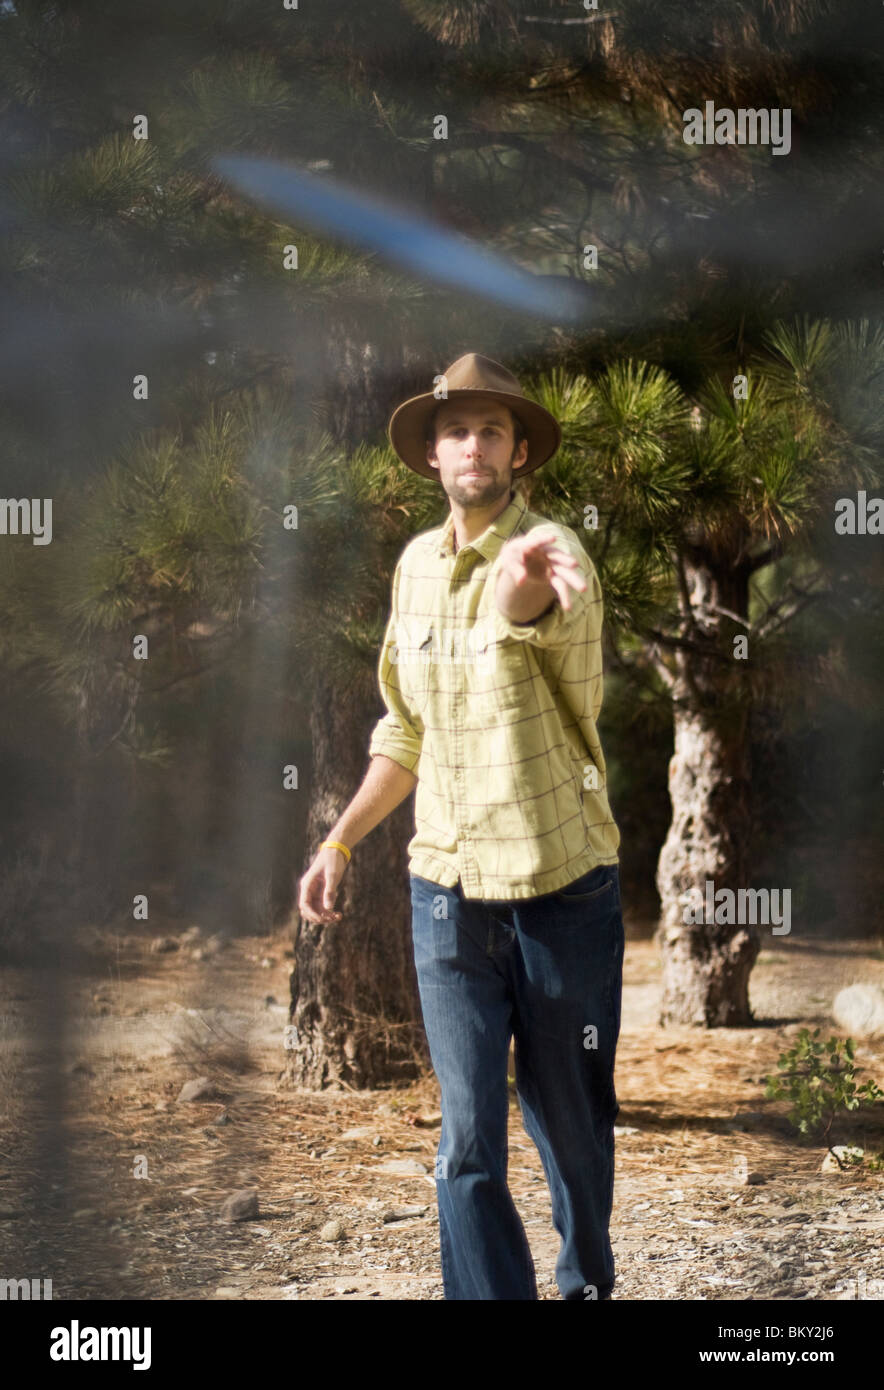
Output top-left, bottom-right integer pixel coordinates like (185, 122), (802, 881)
(495, 530), (587, 622)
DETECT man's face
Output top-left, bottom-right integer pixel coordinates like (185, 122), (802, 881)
(426, 396), (528, 508)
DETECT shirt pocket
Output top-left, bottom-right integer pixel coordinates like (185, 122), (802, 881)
(472, 634), (533, 716)
(396, 620), (434, 716)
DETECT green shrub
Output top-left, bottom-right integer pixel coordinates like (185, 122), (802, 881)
(764, 1028), (884, 1168)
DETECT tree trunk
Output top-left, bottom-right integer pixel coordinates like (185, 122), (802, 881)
(284, 322), (429, 1087)
(655, 553), (760, 1025)
(323, 329), (380, 450)
(285, 669), (429, 1088)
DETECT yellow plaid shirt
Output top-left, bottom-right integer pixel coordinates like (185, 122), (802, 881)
(367, 487), (620, 899)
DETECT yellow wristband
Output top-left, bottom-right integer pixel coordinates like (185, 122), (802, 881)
(321, 839), (351, 862)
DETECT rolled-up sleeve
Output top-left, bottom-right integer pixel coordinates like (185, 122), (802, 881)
(367, 561), (424, 774)
(488, 527), (603, 650)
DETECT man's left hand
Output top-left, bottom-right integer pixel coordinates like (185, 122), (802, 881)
(495, 530), (587, 621)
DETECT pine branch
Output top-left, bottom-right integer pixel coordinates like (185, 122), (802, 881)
(607, 635), (676, 701)
(703, 604), (751, 629)
(443, 130), (619, 198)
(142, 623), (257, 696)
(638, 627), (735, 665)
(752, 580), (833, 642)
(89, 669), (144, 758)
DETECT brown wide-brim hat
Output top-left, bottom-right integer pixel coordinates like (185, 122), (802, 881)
(388, 352), (561, 480)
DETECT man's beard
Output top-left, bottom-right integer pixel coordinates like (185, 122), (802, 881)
(446, 465), (513, 509)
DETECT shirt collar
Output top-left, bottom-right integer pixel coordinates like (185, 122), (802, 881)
(437, 488), (527, 560)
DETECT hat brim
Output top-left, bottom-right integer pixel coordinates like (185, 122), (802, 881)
(388, 387), (561, 480)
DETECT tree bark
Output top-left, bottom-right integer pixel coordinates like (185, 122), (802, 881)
(283, 321), (430, 1087)
(285, 669), (429, 1089)
(323, 328), (381, 451)
(655, 553), (760, 1025)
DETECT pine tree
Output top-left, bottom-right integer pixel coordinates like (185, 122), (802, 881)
(522, 319), (884, 1022)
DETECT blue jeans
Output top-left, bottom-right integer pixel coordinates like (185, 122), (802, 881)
(409, 863), (624, 1300)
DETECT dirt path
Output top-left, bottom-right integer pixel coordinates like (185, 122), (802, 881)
(2, 916), (882, 1300)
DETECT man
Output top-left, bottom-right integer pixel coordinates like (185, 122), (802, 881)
(299, 353), (623, 1301)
